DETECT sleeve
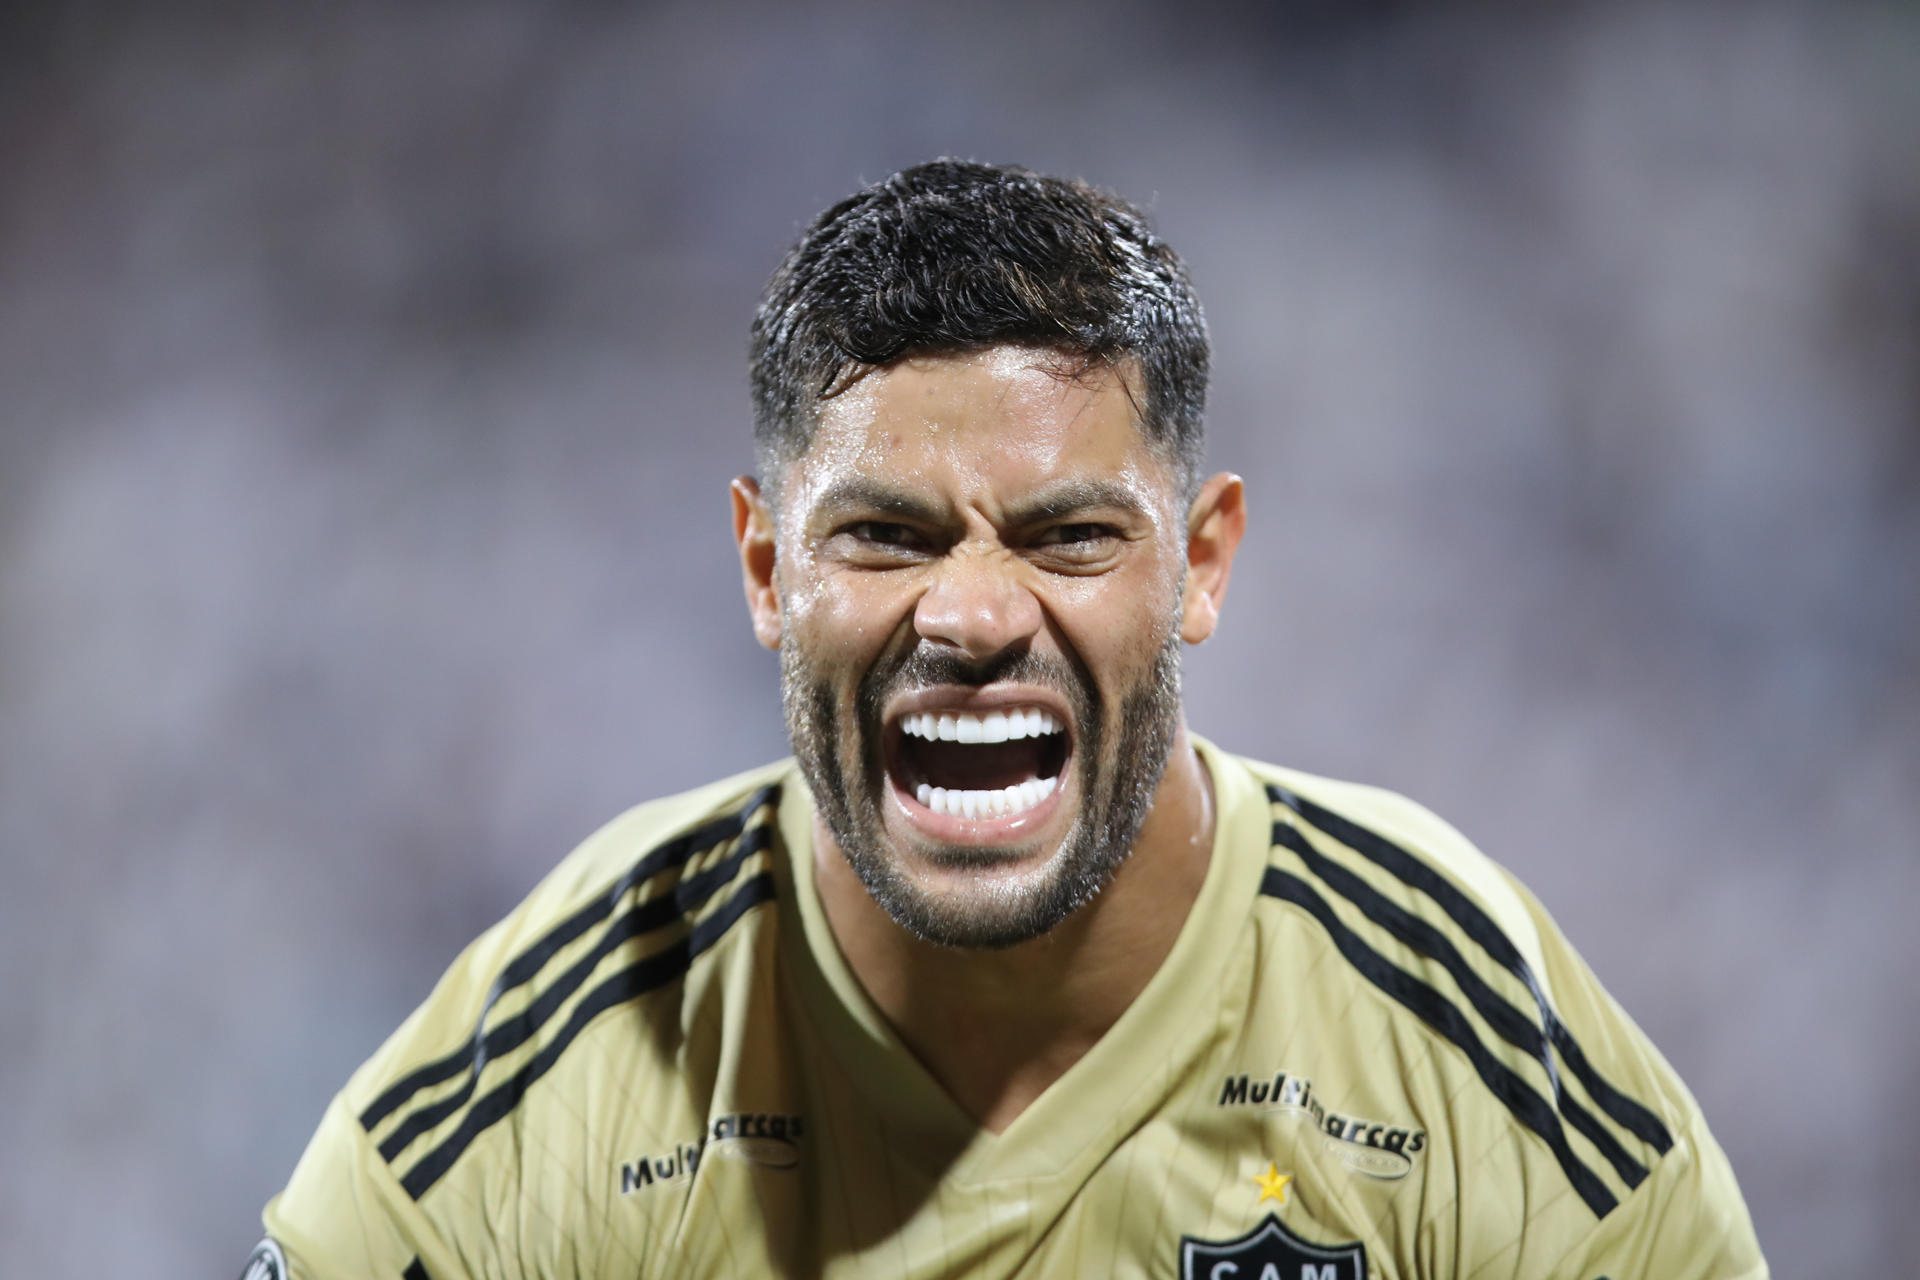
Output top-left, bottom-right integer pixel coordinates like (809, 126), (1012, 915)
(1540, 1108), (1768, 1280)
(1499, 868), (1769, 1280)
(259, 1093), (465, 1280)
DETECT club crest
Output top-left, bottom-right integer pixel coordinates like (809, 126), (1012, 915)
(1180, 1213), (1367, 1280)
(238, 1238), (288, 1280)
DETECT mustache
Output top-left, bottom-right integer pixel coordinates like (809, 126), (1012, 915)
(854, 644), (1101, 743)
(874, 646), (1073, 694)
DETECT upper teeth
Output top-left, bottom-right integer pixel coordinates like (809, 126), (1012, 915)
(899, 708), (1062, 744)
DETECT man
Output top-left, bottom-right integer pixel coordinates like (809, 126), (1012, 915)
(251, 160), (1765, 1278)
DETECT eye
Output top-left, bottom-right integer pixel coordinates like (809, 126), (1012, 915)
(1032, 523), (1117, 549)
(826, 520), (934, 564)
(1028, 522), (1123, 567)
(848, 521), (924, 549)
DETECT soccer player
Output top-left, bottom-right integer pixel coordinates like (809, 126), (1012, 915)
(249, 160), (1766, 1278)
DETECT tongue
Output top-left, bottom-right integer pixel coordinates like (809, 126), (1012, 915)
(907, 739), (1044, 791)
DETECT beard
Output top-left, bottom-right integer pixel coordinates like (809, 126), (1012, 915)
(781, 615), (1184, 950)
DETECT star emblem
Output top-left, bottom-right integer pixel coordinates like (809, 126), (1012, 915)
(1252, 1161), (1292, 1204)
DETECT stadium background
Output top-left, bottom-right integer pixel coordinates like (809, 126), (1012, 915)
(2, 1), (1914, 1273)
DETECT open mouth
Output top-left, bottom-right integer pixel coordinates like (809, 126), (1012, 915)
(888, 706), (1071, 821)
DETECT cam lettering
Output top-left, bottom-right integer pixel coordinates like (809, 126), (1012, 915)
(1199, 1261), (1350, 1279)
(1182, 1213), (1367, 1280)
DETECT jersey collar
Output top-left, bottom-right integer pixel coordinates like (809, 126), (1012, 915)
(773, 734), (1273, 1186)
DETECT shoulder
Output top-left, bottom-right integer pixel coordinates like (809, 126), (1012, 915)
(315, 764), (795, 1240)
(263, 763), (800, 1275)
(1237, 758), (1553, 992)
(443, 759), (795, 987)
(1225, 753), (1750, 1265)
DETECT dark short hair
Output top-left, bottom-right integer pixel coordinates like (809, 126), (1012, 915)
(750, 159), (1209, 500)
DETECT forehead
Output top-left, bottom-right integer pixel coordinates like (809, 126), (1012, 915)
(784, 346), (1172, 513)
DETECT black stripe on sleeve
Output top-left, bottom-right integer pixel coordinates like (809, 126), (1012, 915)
(1271, 822), (1649, 1192)
(1270, 786), (1674, 1156)
(374, 821), (773, 1164)
(1259, 866), (1619, 1218)
(402, 1261), (430, 1280)
(360, 783), (778, 1131)
(399, 870), (778, 1200)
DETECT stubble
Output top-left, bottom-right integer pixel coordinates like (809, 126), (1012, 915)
(781, 616), (1183, 949)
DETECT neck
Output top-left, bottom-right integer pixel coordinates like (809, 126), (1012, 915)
(813, 728), (1216, 1133)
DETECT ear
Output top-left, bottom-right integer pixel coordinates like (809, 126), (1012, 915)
(731, 476), (783, 650)
(1180, 472), (1246, 645)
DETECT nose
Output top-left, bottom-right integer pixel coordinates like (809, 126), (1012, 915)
(912, 548), (1043, 664)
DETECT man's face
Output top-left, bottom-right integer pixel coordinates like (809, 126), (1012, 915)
(760, 346), (1197, 949)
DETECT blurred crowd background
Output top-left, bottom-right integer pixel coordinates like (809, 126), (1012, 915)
(2, 1), (1915, 1274)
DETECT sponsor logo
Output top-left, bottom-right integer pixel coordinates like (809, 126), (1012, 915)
(1180, 1213), (1368, 1280)
(619, 1111), (806, 1194)
(1218, 1071), (1426, 1181)
(238, 1239), (287, 1280)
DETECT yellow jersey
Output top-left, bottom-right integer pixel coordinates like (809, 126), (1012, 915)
(255, 738), (1764, 1278)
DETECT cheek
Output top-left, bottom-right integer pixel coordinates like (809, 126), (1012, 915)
(782, 570), (914, 659)
(1047, 559), (1185, 652)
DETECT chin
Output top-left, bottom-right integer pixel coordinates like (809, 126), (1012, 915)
(847, 805), (1122, 950)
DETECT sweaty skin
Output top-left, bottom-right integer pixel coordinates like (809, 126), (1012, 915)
(733, 345), (1245, 1131)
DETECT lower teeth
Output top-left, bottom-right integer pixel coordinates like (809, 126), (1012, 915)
(915, 776), (1057, 819)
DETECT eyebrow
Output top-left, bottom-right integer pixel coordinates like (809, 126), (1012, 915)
(805, 476), (1150, 527)
(1002, 479), (1151, 526)
(806, 478), (949, 525)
